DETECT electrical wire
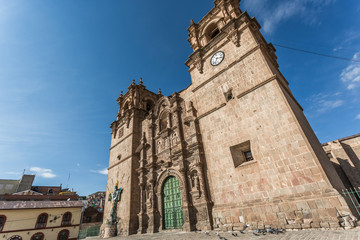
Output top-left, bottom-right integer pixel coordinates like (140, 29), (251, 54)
(273, 43), (360, 63)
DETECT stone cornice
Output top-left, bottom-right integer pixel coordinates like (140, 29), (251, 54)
(198, 103), (226, 120)
(236, 74), (277, 99)
(109, 133), (133, 150)
(195, 74), (303, 121)
(108, 154), (132, 171)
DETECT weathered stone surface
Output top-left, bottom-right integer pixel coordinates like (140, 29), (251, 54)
(102, 0), (358, 237)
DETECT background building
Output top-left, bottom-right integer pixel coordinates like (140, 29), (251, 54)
(0, 201), (83, 240)
(0, 174), (83, 240)
(323, 133), (360, 189)
(0, 175), (35, 195)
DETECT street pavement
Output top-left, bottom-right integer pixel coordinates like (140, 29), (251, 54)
(86, 229), (360, 240)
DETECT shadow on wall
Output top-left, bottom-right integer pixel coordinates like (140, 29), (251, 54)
(331, 157), (360, 219)
(342, 143), (360, 172)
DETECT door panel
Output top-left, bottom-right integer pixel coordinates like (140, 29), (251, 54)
(162, 176), (184, 229)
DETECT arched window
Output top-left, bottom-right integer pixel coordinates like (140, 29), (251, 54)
(31, 232), (44, 240)
(57, 229), (69, 240)
(0, 215), (6, 232)
(145, 100), (154, 116)
(61, 212), (72, 226)
(123, 102), (129, 114)
(35, 213), (48, 229)
(160, 112), (169, 131)
(205, 22), (220, 42)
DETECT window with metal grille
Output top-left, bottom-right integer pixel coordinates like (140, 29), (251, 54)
(230, 140), (254, 167)
(58, 229), (69, 240)
(31, 232), (44, 240)
(61, 212), (72, 226)
(35, 213), (48, 229)
(0, 215), (6, 232)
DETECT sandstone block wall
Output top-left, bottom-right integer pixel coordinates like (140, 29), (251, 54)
(323, 134), (360, 189)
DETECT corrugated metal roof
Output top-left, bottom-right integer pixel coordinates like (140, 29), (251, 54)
(0, 200), (84, 209)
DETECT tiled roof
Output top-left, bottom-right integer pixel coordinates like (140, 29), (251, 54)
(0, 200), (84, 209)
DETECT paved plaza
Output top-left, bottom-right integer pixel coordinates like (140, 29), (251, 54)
(87, 229), (360, 240)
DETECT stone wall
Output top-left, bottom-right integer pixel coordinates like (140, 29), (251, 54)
(323, 134), (360, 189)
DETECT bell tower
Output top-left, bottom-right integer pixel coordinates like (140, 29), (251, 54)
(104, 79), (160, 236)
(185, 0), (354, 231)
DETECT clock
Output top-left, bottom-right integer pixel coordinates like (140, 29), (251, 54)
(210, 51), (225, 66)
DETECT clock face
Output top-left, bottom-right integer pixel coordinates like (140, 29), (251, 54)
(210, 51), (225, 66)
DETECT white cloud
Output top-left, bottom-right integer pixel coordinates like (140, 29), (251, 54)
(317, 99), (344, 112)
(29, 167), (56, 179)
(91, 168), (108, 175)
(242, 0), (336, 34)
(333, 31), (360, 52)
(306, 92), (344, 114)
(333, 46), (343, 52)
(340, 51), (360, 90)
(356, 114), (360, 120)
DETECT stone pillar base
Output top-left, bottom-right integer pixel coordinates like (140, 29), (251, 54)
(103, 224), (117, 238)
(182, 222), (191, 232)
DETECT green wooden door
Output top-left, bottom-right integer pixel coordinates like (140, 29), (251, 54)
(162, 176), (184, 229)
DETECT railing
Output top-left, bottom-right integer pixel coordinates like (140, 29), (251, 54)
(61, 220), (71, 226)
(341, 188), (360, 216)
(78, 225), (101, 239)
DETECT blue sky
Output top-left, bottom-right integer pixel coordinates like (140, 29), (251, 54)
(0, 0), (359, 196)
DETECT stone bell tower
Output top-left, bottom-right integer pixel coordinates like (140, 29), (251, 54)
(184, 0), (356, 231)
(103, 79), (160, 236)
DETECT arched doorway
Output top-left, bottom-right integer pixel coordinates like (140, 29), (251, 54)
(162, 176), (184, 229)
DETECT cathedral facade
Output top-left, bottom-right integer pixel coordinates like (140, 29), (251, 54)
(102, 0), (357, 236)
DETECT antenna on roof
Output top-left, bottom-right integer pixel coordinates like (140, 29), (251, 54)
(22, 169), (25, 176)
(66, 172), (70, 189)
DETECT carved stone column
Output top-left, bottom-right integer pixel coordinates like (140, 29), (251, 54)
(146, 178), (156, 233)
(137, 182), (146, 233)
(179, 167), (192, 231)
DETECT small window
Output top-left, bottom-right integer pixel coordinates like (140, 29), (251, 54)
(58, 229), (69, 240)
(224, 89), (234, 102)
(146, 101), (153, 112)
(35, 213), (48, 229)
(61, 212), (72, 226)
(230, 140), (254, 168)
(326, 152), (333, 159)
(0, 215), (6, 232)
(244, 151), (253, 161)
(31, 233), (44, 240)
(210, 28), (220, 39)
